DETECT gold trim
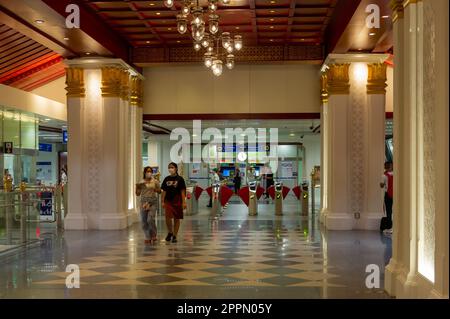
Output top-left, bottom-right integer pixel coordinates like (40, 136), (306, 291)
(65, 67), (85, 98)
(367, 63), (387, 94)
(101, 67), (123, 98)
(120, 69), (130, 100)
(327, 64), (350, 95)
(130, 76), (143, 107)
(390, 0), (404, 22)
(320, 73), (328, 103)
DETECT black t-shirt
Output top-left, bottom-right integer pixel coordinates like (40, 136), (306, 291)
(161, 174), (186, 203)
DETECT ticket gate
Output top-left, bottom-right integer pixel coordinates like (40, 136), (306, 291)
(238, 182), (265, 216)
(292, 184), (309, 216)
(267, 181), (290, 216)
(205, 184), (234, 219)
(185, 184), (203, 216)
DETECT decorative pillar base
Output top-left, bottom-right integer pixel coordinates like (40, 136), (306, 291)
(127, 209), (139, 226)
(99, 213), (128, 230)
(319, 208), (328, 224)
(324, 212), (353, 230)
(356, 212), (383, 230)
(64, 213), (88, 230)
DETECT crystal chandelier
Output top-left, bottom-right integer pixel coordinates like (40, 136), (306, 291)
(164, 0), (243, 76)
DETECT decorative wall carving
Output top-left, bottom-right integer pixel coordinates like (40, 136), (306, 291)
(327, 64), (350, 95)
(367, 63), (387, 94)
(85, 70), (101, 215)
(132, 45), (323, 64)
(349, 64), (366, 220)
(421, 0), (436, 279)
(65, 67), (85, 97)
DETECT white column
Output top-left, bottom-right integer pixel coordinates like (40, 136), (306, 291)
(320, 74), (329, 224)
(359, 64), (387, 230)
(323, 64), (354, 230)
(64, 59), (144, 230)
(385, 0), (405, 296)
(385, 0), (449, 299)
(64, 68), (87, 229)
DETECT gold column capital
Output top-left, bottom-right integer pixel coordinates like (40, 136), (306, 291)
(130, 76), (143, 107)
(65, 67), (85, 98)
(320, 73), (328, 103)
(367, 63), (387, 94)
(120, 69), (130, 100)
(101, 67), (124, 98)
(326, 64), (350, 95)
(390, 0), (404, 22)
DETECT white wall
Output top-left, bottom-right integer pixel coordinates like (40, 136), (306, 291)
(143, 64), (321, 114)
(0, 84), (66, 121)
(31, 77), (66, 105)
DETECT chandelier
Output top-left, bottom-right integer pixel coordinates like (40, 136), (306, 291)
(164, 0), (243, 76)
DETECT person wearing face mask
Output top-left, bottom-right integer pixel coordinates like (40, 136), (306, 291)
(136, 167), (161, 244)
(161, 162), (187, 243)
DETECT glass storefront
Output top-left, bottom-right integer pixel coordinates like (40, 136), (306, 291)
(1, 107), (39, 189)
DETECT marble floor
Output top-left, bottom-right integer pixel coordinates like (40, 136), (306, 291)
(0, 198), (392, 299)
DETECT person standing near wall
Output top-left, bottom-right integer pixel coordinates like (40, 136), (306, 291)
(233, 168), (241, 194)
(207, 168), (220, 207)
(161, 162), (186, 243)
(136, 166), (161, 244)
(380, 162), (394, 234)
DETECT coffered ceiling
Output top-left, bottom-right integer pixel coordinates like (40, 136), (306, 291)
(82, 0), (338, 47)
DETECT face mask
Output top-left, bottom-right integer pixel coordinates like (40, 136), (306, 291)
(145, 173), (152, 179)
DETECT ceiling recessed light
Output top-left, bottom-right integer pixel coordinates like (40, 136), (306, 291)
(156, 12), (161, 15)
(35, 19), (45, 24)
(150, 3), (155, 6)
(270, 1), (276, 3)
(270, 26), (274, 29)
(270, 10), (276, 13)
(168, 27), (172, 30)
(270, 39), (274, 42)
(85, 52), (91, 55)
(369, 32), (376, 36)
(235, 26), (240, 30)
(63, 37), (69, 41)
(177, 40), (181, 43)
(146, 41), (150, 44)
(382, 15), (389, 19)
(270, 18), (274, 22)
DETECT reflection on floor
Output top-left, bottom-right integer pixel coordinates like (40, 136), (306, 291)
(0, 199), (392, 299)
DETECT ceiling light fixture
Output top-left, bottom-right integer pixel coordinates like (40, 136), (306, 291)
(35, 19), (45, 24)
(165, 0), (243, 76)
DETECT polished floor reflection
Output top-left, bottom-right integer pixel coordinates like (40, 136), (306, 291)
(0, 199), (392, 298)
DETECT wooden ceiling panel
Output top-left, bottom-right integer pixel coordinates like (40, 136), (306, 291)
(0, 23), (64, 90)
(77, 0), (338, 52)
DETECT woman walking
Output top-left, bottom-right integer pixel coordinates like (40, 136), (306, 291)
(136, 167), (161, 244)
(161, 162), (186, 243)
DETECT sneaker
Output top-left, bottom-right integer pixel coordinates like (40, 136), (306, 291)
(165, 233), (173, 241)
(171, 236), (177, 243)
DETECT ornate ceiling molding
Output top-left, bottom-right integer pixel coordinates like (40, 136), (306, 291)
(132, 45), (324, 65)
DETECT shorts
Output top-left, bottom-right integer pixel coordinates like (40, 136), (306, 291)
(164, 201), (184, 220)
